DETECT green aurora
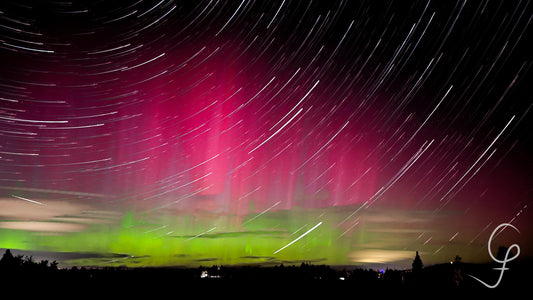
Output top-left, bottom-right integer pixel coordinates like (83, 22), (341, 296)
(0, 202), (495, 268)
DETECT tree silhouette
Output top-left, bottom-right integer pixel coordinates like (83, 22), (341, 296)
(0, 249), (59, 273)
(0, 249), (14, 262)
(412, 251), (423, 273)
(0, 249), (16, 269)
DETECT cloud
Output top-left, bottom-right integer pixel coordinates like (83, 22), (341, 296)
(365, 228), (431, 233)
(194, 257), (219, 262)
(0, 221), (88, 232)
(172, 230), (287, 239)
(0, 198), (93, 221)
(0, 248), (129, 263)
(357, 207), (436, 224)
(241, 255), (276, 260)
(0, 198), (120, 233)
(347, 249), (414, 264)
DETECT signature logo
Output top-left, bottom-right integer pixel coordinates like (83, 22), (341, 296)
(468, 223), (520, 288)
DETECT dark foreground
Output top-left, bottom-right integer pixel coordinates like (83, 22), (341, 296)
(1, 259), (530, 297)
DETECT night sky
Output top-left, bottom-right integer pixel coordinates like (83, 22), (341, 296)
(0, 0), (531, 269)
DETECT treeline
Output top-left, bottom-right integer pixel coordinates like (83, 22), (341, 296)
(0, 249), (58, 272)
(0, 249), (529, 293)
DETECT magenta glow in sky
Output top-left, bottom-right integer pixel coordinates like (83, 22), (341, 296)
(0, 1), (531, 268)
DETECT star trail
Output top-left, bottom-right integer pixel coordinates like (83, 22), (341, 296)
(0, 0), (531, 268)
